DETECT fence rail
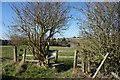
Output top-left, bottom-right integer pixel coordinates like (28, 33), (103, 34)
(25, 59), (39, 62)
(0, 46), (13, 47)
(58, 56), (74, 58)
(13, 47), (81, 69)
(58, 50), (75, 52)
(21, 54), (74, 59)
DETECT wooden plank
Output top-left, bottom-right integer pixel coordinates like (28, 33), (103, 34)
(52, 63), (64, 66)
(47, 56), (55, 59)
(52, 63), (64, 68)
(26, 59), (39, 62)
(24, 54), (33, 56)
(50, 61), (56, 64)
(77, 64), (82, 66)
(58, 56), (74, 58)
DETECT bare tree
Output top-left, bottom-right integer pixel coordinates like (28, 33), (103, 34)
(9, 2), (70, 68)
(76, 2), (120, 75)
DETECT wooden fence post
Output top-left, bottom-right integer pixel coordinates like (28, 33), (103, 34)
(47, 42), (50, 67)
(73, 50), (78, 70)
(13, 46), (17, 62)
(55, 50), (58, 63)
(22, 49), (26, 63)
(82, 58), (84, 73)
(87, 59), (90, 72)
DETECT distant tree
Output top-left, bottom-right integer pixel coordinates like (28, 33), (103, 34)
(76, 2), (120, 74)
(50, 38), (56, 46)
(9, 2), (70, 68)
(1, 40), (9, 45)
(8, 34), (28, 46)
(73, 36), (76, 38)
(62, 37), (66, 41)
(53, 38), (56, 41)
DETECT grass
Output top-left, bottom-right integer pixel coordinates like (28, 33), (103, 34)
(2, 62), (75, 78)
(58, 52), (74, 56)
(2, 62), (73, 78)
(1, 45), (82, 79)
(2, 46), (14, 65)
(2, 65), (16, 76)
(2, 46), (14, 59)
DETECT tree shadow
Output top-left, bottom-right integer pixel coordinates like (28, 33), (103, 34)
(2, 75), (22, 80)
(1, 57), (13, 61)
(56, 63), (73, 72)
(56, 60), (74, 72)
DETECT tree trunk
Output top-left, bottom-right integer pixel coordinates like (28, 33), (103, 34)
(41, 62), (47, 69)
(37, 61), (47, 69)
(32, 48), (37, 59)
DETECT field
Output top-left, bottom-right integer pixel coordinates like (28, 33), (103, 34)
(1, 45), (83, 79)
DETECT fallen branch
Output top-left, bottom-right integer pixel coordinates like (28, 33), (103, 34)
(92, 52), (109, 78)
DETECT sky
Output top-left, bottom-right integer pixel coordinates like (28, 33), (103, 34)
(1, 0), (118, 40)
(1, 2), (85, 40)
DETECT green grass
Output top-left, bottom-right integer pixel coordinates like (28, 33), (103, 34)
(2, 46), (14, 65)
(2, 62), (75, 78)
(58, 52), (74, 56)
(2, 65), (16, 76)
(2, 45), (82, 79)
(55, 68), (73, 78)
(2, 47), (14, 59)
